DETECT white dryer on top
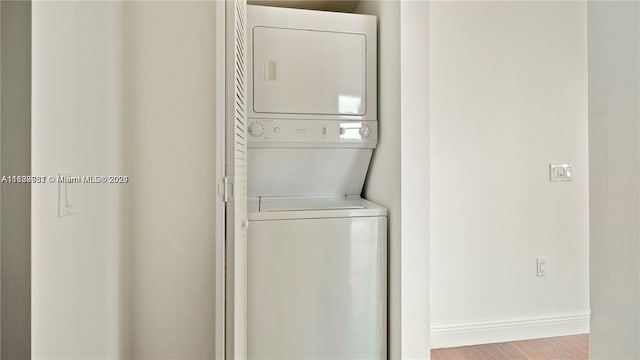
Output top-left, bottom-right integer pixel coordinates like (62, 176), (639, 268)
(247, 4), (376, 122)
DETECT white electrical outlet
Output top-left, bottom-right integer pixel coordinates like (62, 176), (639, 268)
(537, 257), (548, 277)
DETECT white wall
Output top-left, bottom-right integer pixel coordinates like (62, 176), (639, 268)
(354, 1), (402, 358)
(399, 1), (430, 358)
(588, 2), (640, 359)
(33, 3), (221, 359)
(32, 2), (124, 359)
(430, 1), (590, 348)
(123, 2), (218, 359)
(356, 2), (431, 358)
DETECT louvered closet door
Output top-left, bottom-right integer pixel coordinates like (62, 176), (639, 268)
(225, 0), (248, 359)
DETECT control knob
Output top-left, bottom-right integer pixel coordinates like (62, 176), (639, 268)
(248, 122), (264, 137)
(359, 125), (371, 138)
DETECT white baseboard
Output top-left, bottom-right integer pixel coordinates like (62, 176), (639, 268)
(430, 312), (590, 349)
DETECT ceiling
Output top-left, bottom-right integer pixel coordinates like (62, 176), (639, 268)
(247, 0), (360, 13)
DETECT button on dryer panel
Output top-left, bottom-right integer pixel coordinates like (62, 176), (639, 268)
(249, 122), (264, 137)
(359, 126), (371, 138)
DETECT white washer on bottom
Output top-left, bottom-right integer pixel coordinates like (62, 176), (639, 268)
(247, 196), (387, 360)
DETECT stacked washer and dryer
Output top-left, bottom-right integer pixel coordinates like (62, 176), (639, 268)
(246, 5), (386, 359)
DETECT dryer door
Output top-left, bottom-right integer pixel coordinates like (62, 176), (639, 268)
(252, 26), (367, 116)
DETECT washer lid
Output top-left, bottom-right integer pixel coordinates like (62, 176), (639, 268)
(261, 197), (365, 212)
(248, 196), (387, 221)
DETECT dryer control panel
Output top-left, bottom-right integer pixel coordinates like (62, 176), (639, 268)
(247, 119), (377, 148)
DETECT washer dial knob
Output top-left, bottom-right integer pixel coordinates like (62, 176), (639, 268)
(359, 125), (371, 138)
(248, 122), (264, 137)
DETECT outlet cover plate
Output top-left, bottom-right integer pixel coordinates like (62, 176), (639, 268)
(537, 256), (548, 277)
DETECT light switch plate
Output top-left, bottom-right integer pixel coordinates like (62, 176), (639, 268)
(537, 256), (548, 277)
(58, 173), (76, 217)
(549, 163), (573, 182)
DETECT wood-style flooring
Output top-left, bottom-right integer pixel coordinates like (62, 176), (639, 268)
(431, 334), (589, 360)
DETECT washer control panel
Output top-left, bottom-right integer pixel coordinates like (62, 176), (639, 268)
(247, 119), (377, 148)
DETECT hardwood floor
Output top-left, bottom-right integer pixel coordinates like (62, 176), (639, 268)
(431, 334), (589, 360)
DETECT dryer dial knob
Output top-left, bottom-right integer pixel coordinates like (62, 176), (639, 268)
(359, 125), (371, 138)
(249, 122), (264, 137)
